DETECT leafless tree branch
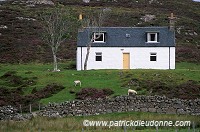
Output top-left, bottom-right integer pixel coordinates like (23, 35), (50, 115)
(40, 7), (75, 71)
(83, 8), (110, 70)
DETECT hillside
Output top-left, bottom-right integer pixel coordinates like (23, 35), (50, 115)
(0, 62), (199, 110)
(0, 0), (200, 63)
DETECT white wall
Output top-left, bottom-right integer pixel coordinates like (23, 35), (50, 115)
(170, 47), (175, 69)
(77, 47), (175, 70)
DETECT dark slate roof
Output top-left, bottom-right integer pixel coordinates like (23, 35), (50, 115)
(77, 27), (175, 47)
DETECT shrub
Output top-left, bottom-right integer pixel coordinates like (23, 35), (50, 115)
(64, 61), (76, 70)
(0, 83), (65, 112)
(0, 71), (37, 87)
(31, 87), (37, 94)
(75, 88), (114, 100)
(25, 71), (33, 74)
(102, 88), (114, 96)
(0, 71), (17, 79)
(69, 90), (76, 94)
(33, 83), (65, 99)
(0, 71), (23, 86)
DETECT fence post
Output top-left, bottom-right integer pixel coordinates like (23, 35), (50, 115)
(188, 126), (190, 132)
(123, 125), (127, 132)
(30, 104), (32, 113)
(132, 126), (135, 132)
(193, 122), (195, 132)
(19, 105), (22, 114)
(39, 103), (41, 111)
(156, 125), (158, 132)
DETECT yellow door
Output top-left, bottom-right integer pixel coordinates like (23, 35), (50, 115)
(123, 53), (130, 69)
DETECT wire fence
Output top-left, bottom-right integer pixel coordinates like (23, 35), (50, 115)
(17, 103), (45, 114)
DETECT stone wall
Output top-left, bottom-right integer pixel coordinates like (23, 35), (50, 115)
(1, 95), (200, 120)
(39, 95), (200, 117)
(0, 106), (33, 121)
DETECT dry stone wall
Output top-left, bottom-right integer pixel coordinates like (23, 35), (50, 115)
(0, 106), (33, 121)
(39, 95), (200, 117)
(1, 95), (200, 121)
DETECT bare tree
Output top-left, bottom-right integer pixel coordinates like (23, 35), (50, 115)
(40, 7), (75, 72)
(82, 8), (110, 70)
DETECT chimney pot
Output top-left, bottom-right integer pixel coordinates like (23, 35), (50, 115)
(79, 13), (83, 20)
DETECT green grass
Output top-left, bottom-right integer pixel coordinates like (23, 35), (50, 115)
(39, 69), (124, 103)
(0, 111), (199, 132)
(176, 62), (200, 70)
(0, 62), (200, 104)
(0, 62), (200, 131)
(0, 63), (126, 103)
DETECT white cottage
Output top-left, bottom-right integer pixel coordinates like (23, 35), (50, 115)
(76, 26), (175, 70)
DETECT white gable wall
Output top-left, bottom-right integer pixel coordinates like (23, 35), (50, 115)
(77, 47), (175, 70)
(170, 47), (175, 69)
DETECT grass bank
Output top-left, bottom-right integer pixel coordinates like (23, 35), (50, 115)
(0, 62), (200, 131)
(0, 62), (199, 104)
(0, 111), (199, 132)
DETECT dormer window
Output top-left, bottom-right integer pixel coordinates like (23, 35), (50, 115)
(93, 32), (105, 43)
(147, 32), (159, 43)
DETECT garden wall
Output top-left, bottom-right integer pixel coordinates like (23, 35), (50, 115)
(39, 95), (200, 117)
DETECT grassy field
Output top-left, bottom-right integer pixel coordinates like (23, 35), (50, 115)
(0, 111), (199, 132)
(0, 62), (200, 104)
(0, 62), (200, 131)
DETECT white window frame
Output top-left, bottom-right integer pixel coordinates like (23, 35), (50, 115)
(93, 33), (105, 43)
(147, 33), (158, 43)
(150, 52), (157, 61)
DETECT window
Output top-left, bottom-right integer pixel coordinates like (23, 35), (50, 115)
(95, 52), (102, 61)
(147, 33), (159, 43)
(150, 53), (157, 61)
(93, 33), (105, 43)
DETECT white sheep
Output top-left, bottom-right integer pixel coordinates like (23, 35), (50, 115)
(128, 89), (137, 95)
(74, 80), (81, 87)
